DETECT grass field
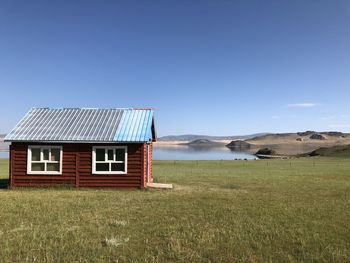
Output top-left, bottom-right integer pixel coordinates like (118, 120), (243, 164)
(0, 157), (349, 262)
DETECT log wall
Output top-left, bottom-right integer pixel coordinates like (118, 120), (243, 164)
(10, 142), (147, 188)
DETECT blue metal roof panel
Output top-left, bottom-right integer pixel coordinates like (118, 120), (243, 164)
(112, 109), (154, 142)
(113, 109), (131, 142)
(135, 110), (147, 141)
(128, 110), (142, 141)
(5, 108), (155, 142)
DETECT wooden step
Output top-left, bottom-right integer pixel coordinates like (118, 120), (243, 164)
(147, 183), (173, 189)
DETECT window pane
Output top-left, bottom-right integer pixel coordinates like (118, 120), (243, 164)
(51, 148), (60, 161)
(43, 149), (49, 161)
(47, 163), (59, 172)
(31, 163), (45, 171)
(115, 149), (125, 162)
(107, 149), (114, 161)
(31, 148), (41, 161)
(96, 163), (109, 172)
(96, 149), (105, 161)
(111, 163), (125, 172)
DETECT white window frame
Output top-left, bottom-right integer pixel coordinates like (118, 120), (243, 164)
(27, 145), (63, 175)
(92, 146), (128, 175)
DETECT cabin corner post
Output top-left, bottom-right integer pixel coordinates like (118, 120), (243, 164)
(9, 144), (13, 188)
(148, 142), (153, 183)
(141, 143), (146, 189)
(145, 142), (152, 184)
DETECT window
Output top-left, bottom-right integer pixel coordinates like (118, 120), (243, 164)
(92, 146), (127, 174)
(27, 146), (62, 174)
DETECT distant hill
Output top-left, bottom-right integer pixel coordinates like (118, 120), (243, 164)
(245, 131), (350, 155)
(226, 140), (251, 150)
(248, 133), (295, 141)
(306, 145), (350, 158)
(157, 131), (350, 155)
(249, 131), (349, 142)
(154, 131), (350, 142)
(158, 133), (269, 141)
(183, 139), (225, 147)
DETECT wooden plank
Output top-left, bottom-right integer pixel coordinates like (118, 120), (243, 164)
(80, 175), (141, 179)
(14, 183), (75, 187)
(80, 182), (140, 186)
(80, 185), (140, 188)
(147, 183), (173, 189)
(14, 179), (75, 184)
(80, 179), (141, 184)
(14, 175), (76, 180)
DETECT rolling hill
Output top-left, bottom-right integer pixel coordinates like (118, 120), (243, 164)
(158, 133), (268, 141)
(156, 131), (350, 156)
(244, 131), (350, 155)
(307, 145), (350, 157)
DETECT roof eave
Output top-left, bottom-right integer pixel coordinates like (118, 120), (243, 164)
(5, 140), (151, 144)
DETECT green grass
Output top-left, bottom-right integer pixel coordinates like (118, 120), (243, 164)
(308, 144), (350, 158)
(0, 157), (349, 262)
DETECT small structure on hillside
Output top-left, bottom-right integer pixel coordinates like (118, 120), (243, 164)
(5, 108), (156, 188)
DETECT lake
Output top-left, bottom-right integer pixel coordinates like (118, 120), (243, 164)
(153, 145), (257, 160)
(0, 146), (257, 160)
(0, 151), (8, 158)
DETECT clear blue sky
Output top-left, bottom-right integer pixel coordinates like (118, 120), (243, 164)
(1, 0), (349, 136)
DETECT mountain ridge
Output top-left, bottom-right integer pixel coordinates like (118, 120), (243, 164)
(158, 133), (269, 141)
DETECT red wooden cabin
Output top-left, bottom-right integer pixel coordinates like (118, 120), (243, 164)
(5, 108), (156, 188)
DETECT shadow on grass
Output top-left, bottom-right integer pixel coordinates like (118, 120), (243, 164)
(0, 179), (9, 189)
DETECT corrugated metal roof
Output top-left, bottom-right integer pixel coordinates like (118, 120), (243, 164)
(5, 108), (156, 142)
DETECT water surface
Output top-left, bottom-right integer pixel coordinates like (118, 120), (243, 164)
(153, 145), (256, 160)
(0, 151), (8, 158)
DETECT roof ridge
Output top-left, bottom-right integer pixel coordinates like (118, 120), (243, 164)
(30, 107), (153, 110)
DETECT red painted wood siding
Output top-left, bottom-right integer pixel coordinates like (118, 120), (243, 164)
(141, 143), (154, 187)
(10, 142), (148, 188)
(148, 143), (153, 183)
